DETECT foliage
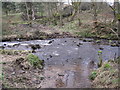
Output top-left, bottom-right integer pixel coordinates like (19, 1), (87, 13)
(27, 53), (44, 69)
(116, 14), (120, 20)
(2, 2), (16, 15)
(89, 71), (97, 80)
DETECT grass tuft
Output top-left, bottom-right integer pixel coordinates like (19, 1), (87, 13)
(27, 53), (44, 69)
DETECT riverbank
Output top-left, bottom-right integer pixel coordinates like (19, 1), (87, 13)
(90, 57), (120, 88)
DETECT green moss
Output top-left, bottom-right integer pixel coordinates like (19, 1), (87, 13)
(98, 50), (102, 54)
(104, 63), (111, 69)
(27, 53), (44, 69)
(89, 71), (97, 80)
(0, 73), (4, 80)
(0, 62), (6, 64)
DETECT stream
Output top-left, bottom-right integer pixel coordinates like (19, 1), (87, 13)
(0, 38), (119, 88)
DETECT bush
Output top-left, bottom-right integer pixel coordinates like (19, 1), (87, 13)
(27, 53), (44, 69)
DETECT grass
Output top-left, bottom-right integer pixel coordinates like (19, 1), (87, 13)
(52, 20), (79, 33)
(2, 13), (22, 23)
(91, 57), (119, 88)
(112, 78), (120, 83)
(0, 49), (32, 55)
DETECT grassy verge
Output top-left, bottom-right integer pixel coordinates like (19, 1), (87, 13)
(90, 57), (120, 88)
(0, 49), (32, 55)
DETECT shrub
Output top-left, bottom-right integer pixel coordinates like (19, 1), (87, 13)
(27, 53), (44, 69)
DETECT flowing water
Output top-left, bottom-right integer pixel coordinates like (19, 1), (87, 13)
(0, 38), (119, 88)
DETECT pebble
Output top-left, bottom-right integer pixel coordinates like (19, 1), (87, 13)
(58, 73), (64, 76)
(11, 72), (15, 75)
(18, 70), (25, 74)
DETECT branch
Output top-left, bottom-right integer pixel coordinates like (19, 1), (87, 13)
(109, 28), (119, 38)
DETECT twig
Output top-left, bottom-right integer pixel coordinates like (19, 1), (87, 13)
(109, 28), (119, 38)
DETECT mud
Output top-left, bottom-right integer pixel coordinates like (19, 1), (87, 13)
(2, 32), (76, 42)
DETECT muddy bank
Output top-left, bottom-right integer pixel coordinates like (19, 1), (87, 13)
(2, 30), (120, 42)
(1, 54), (43, 88)
(1, 31), (77, 42)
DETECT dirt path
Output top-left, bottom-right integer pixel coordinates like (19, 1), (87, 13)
(40, 64), (92, 88)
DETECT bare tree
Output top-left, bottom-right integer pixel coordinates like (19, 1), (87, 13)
(109, 0), (118, 23)
(25, 1), (35, 27)
(117, 1), (120, 37)
(108, 0), (119, 38)
(70, 0), (81, 21)
(58, 0), (64, 26)
(92, 1), (98, 29)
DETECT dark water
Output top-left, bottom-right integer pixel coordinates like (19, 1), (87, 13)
(0, 38), (119, 88)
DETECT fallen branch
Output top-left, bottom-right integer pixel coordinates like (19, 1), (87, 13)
(109, 28), (119, 38)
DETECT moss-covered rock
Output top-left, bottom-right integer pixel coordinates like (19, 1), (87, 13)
(27, 53), (44, 69)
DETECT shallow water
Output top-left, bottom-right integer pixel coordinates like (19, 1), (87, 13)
(0, 38), (119, 88)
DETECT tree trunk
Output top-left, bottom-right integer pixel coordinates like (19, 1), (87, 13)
(78, 18), (82, 26)
(113, 1), (118, 24)
(5, 10), (8, 16)
(48, 2), (51, 25)
(118, 2), (120, 38)
(70, 2), (81, 21)
(31, 4), (35, 20)
(70, 9), (78, 21)
(25, 2), (35, 27)
(59, 2), (63, 26)
(25, 2), (30, 21)
(118, 20), (120, 37)
(92, 2), (98, 29)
